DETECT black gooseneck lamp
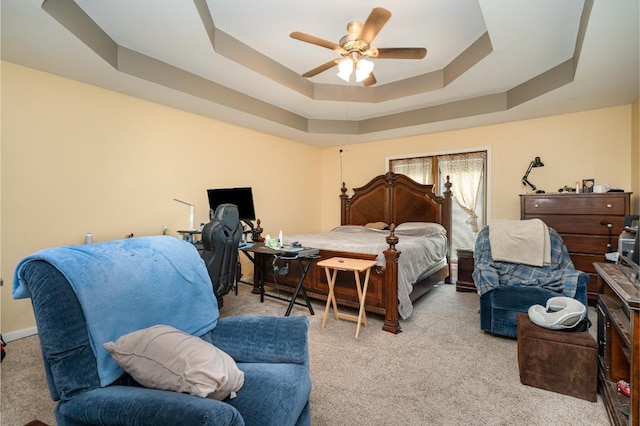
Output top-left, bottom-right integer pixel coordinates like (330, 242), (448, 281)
(522, 156), (545, 193)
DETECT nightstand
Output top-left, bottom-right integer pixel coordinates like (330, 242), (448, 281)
(456, 248), (476, 292)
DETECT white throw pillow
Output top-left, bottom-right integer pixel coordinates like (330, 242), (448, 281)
(364, 222), (389, 230)
(394, 222), (446, 237)
(103, 324), (244, 400)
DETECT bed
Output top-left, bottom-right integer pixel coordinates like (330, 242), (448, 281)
(251, 171), (453, 333)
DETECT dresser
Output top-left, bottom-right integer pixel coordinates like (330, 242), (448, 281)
(521, 192), (631, 305)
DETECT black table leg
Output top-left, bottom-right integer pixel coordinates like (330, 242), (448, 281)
(241, 246), (317, 316)
(285, 258), (315, 316)
(239, 250), (265, 302)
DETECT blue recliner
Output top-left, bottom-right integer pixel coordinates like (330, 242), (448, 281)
(473, 225), (589, 338)
(13, 236), (311, 426)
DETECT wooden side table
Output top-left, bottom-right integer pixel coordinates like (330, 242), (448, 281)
(317, 257), (377, 339)
(456, 248), (476, 292)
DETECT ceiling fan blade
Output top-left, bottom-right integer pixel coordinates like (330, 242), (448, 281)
(290, 31), (340, 51)
(362, 73), (377, 87)
(302, 59), (339, 78)
(359, 7), (391, 44)
(375, 47), (427, 59)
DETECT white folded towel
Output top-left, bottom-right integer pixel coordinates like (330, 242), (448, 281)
(489, 218), (550, 267)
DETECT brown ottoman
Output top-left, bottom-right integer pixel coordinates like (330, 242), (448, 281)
(517, 313), (598, 401)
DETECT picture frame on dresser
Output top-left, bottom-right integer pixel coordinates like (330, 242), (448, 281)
(582, 178), (595, 193)
(520, 191), (632, 305)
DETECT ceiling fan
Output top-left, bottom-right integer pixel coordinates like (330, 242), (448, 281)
(290, 7), (427, 87)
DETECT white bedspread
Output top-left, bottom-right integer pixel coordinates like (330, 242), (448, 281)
(283, 225), (448, 319)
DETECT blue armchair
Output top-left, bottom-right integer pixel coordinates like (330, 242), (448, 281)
(13, 236), (311, 426)
(472, 225), (589, 338)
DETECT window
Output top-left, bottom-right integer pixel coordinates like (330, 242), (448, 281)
(389, 149), (488, 259)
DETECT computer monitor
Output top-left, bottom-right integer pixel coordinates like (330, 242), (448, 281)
(207, 187), (256, 222)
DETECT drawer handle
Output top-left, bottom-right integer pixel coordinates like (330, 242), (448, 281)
(534, 203), (539, 208)
(606, 204), (612, 208)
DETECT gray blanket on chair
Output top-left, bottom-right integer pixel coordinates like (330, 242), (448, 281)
(472, 226), (587, 297)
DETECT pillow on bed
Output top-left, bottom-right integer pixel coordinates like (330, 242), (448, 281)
(332, 225), (383, 233)
(394, 222), (446, 237)
(364, 222), (389, 230)
(103, 324), (244, 400)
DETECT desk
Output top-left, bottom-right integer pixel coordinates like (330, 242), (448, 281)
(241, 243), (317, 316)
(317, 257), (377, 339)
(177, 230), (201, 244)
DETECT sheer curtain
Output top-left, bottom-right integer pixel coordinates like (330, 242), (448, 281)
(390, 157), (433, 184)
(438, 152), (486, 234)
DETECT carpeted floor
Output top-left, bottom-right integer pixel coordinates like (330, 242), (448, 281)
(1, 282), (610, 425)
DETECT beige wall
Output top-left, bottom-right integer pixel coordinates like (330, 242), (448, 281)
(1, 62), (322, 334)
(320, 105), (635, 230)
(1, 61), (637, 336)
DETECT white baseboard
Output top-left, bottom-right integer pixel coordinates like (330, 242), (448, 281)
(3, 326), (38, 342)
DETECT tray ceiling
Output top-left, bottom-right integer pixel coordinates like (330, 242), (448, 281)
(2, 0), (638, 147)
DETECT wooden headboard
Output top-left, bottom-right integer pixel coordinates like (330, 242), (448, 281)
(340, 171), (452, 241)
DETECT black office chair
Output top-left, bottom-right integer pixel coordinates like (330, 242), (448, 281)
(201, 203), (243, 307)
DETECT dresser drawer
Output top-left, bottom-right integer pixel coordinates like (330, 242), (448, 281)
(523, 215), (624, 236)
(561, 235), (614, 255)
(569, 253), (604, 273)
(521, 194), (628, 215)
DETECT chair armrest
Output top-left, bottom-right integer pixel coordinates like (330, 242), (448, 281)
(206, 316), (309, 366)
(58, 385), (242, 426)
(472, 264), (500, 296)
(472, 226), (500, 296)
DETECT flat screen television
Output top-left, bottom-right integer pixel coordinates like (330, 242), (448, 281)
(207, 187), (256, 222)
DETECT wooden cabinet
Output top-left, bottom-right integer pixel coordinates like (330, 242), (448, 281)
(521, 193), (631, 304)
(595, 263), (639, 426)
(455, 248), (476, 292)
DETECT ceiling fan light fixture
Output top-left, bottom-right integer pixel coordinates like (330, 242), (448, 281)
(337, 58), (354, 82)
(292, 7), (426, 87)
(355, 58), (374, 82)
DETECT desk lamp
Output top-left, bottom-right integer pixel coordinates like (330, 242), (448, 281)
(173, 198), (195, 230)
(522, 156), (545, 193)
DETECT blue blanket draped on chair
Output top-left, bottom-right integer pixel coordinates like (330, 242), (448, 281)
(14, 236), (218, 386)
